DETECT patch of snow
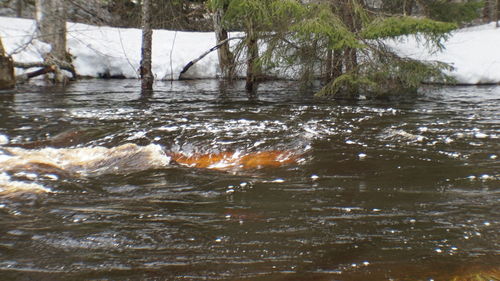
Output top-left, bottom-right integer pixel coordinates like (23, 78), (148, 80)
(388, 21), (500, 84)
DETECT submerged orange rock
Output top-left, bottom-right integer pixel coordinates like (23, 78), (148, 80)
(169, 150), (301, 170)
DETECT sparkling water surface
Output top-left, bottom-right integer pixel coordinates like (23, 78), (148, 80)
(0, 80), (498, 280)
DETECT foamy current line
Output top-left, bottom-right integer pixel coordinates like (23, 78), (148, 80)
(0, 143), (171, 195)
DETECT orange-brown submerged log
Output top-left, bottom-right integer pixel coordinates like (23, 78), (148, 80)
(169, 150), (301, 170)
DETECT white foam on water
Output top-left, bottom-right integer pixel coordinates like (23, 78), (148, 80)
(0, 143), (172, 177)
(0, 134), (9, 145)
(0, 172), (52, 195)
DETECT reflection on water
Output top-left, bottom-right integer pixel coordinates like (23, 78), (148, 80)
(0, 80), (498, 280)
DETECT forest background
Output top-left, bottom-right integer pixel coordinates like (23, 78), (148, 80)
(0, 0), (499, 98)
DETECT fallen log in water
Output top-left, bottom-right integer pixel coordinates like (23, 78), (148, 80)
(169, 150), (302, 170)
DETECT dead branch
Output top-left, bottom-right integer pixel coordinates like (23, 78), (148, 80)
(179, 36), (244, 80)
(14, 60), (76, 78)
(16, 65), (57, 82)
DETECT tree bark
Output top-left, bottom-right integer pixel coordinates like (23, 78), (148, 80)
(341, 0), (358, 74)
(496, 0), (499, 27)
(0, 36), (16, 90)
(332, 50), (343, 79)
(140, 0), (154, 91)
(245, 19), (260, 93)
(179, 36), (243, 80)
(16, 0), (24, 18)
(484, 0), (498, 23)
(213, 6), (235, 79)
(325, 49), (333, 81)
(35, 0), (69, 83)
(403, 0), (415, 16)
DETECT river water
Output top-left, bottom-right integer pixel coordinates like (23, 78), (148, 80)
(0, 80), (498, 280)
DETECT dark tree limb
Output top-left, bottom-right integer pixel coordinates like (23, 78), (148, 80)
(179, 36), (243, 80)
(14, 61), (76, 78)
(16, 65), (56, 82)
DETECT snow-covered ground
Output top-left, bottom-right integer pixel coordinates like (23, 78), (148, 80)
(1, 16), (499, 84)
(0, 16), (220, 80)
(389, 22), (500, 84)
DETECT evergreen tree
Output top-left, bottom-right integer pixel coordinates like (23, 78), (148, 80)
(418, 0), (484, 25)
(211, 0), (457, 98)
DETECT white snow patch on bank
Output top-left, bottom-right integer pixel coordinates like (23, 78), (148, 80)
(1, 16), (500, 84)
(387, 22), (500, 84)
(0, 16), (220, 80)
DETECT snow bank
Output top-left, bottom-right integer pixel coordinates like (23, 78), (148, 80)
(1, 16), (500, 84)
(388, 22), (500, 85)
(0, 16), (220, 80)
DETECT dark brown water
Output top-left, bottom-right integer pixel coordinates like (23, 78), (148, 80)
(0, 80), (499, 280)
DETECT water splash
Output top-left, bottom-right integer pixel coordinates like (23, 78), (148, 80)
(0, 143), (171, 193)
(0, 172), (51, 195)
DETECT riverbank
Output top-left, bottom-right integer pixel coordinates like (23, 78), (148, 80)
(1, 16), (499, 84)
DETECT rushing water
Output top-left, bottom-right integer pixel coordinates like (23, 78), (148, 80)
(0, 80), (499, 280)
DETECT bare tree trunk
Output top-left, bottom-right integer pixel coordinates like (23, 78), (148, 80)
(325, 48), (343, 81)
(332, 50), (343, 79)
(245, 19), (260, 93)
(403, 0), (415, 15)
(0, 36), (16, 90)
(35, 0), (69, 83)
(484, 0), (498, 23)
(213, 6), (235, 79)
(140, 0), (154, 91)
(16, 0), (24, 18)
(496, 0), (499, 27)
(341, 0), (357, 74)
(325, 49), (333, 81)
(0, 39), (6, 63)
(490, 0), (497, 24)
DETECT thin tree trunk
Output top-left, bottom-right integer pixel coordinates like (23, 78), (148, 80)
(0, 36), (16, 90)
(140, 0), (154, 91)
(0, 37), (5, 55)
(403, 0), (414, 15)
(325, 49), (333, 81)
(342, 0), (357, 74)
(496, 0), (499, 27)
(213, 6), (235, 79)
(245, 19), (260, 93)
(484, 0), (497, 23)
(332, 50), (343, 79)
(16, 0), (24, 18)
(35, 0), (69, 83)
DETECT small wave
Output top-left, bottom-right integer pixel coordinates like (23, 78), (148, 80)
(0, 143), (171, 178)
(0, 134), (8, 145)
(0, 172), (52, 195)
(381, 129), (426, 143)
(0, 141), (305, 196)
